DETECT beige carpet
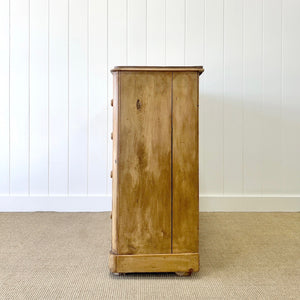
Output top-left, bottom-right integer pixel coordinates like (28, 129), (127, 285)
(0, 212), (299, 299)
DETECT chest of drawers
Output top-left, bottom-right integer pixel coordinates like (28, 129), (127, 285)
(109, 66), (204, 275)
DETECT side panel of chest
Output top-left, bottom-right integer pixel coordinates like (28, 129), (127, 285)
(172, 72), (199, 253)
(117, 71), (172, 255)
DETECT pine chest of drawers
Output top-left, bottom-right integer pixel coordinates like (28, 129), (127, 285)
(109, 66), (204, 275)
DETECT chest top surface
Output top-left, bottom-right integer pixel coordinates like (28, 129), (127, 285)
(111, 66), (204, 75)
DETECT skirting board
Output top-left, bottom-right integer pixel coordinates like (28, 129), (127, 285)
(0, 195), (112, 212)
(199, 195), (300, 212)
(0, 195), (299, 212)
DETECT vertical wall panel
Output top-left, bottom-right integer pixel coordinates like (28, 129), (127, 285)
(128, 0), (146, 65)
(69, 0), (88, 194)
(201, 0), (224, 194)
(223, 0), (244, 194)
(185, 0), (204, 66)
(243, 0), (263, 193)
(88, 0), (107, 194)
(49, 0), (68, 194)
(147, 0), (166, 65)
(107, 0), (127, 194)
(282, 0), (300, 193)
(185, 0), (205, 194)
(29, 0), (48, 194)
(262, 0), (283, 194)
(10, 0), (29, 194)
(0, 0), (10, 193)
(165, 0), (185, 65)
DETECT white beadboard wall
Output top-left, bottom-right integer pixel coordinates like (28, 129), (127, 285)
(0, 0), (300, 212)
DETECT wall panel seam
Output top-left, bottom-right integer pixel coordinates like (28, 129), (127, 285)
(184, 0), (186, 65)
(126, 0), (128, 64)
(87, 0), (90, 195)
(164, 0), (166, 64)
(28, 0), (31, 196)
(242, 0), (244, 194)
(47, 0), (50, 195)
(8, 0), (11, 195)
(261, 0), (264, 196)
(106, 0), (108, 194)
(222, 0), (225, 195)
(67, 0), (70, 195)
(145, 0), (147, 65)
(280, 0), (284, 193)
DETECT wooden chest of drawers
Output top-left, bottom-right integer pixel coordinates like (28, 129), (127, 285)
(109, 66), (204, 275)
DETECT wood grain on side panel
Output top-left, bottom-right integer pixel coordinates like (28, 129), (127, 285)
(172, 72), (199, 254)
(118, 71), (172, 254)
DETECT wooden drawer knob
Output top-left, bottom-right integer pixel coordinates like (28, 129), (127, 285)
(111, 99), (113, 107)
(111, 132), (113, 140)
(110, 170), (113, 178)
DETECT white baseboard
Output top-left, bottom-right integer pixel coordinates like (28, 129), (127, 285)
(0, 195), (112, 212)
(199, 195), (300, 212)
(0, 195), (299, 212)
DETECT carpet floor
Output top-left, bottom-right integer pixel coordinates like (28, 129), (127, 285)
(0, 212), (299, 299)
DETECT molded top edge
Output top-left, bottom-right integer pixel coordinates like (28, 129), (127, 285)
(111, 66), (204, 74)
